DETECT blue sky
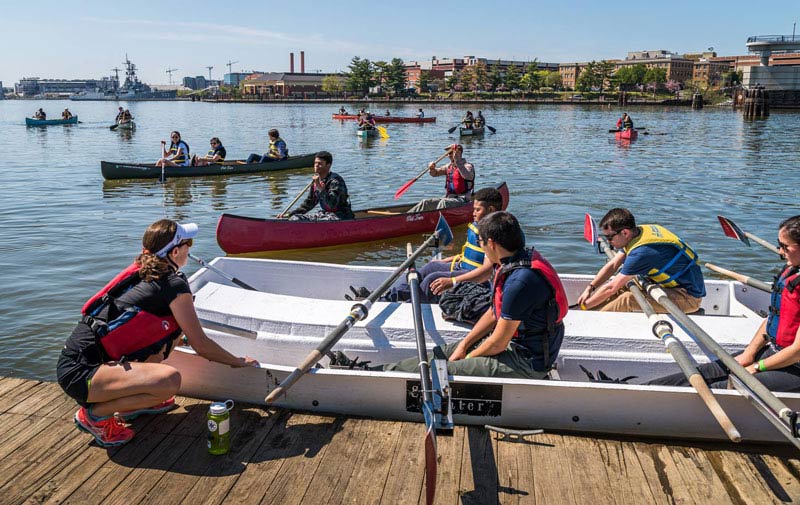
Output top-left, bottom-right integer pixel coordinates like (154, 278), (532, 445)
(1, 0), (797, 86)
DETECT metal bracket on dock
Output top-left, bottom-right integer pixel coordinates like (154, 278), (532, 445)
(485, 425), (544, 442)
(431, 359), (454, 431)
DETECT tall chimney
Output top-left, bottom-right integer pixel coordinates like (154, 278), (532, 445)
(290, 52), (295, 73)
(300, 51), (305, 73)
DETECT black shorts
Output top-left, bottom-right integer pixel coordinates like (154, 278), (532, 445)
(56, 348), (99, 407)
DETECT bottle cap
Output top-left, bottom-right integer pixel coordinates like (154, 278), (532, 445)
(209, 400), (234, 415)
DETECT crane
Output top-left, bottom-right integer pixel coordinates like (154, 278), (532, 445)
(166, 68), (178, 85)
(226, 60), (239, 75)
(206, 65), (214, 81)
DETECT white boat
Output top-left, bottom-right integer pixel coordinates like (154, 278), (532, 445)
(164, 257), (800, 445)
(115, 120), (136, 131)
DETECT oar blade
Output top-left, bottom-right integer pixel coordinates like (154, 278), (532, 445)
(394, 178), (416, 200)
(717, 215), (751, 246)
(447, 125), (458, 134)
(423, 405), (438, 505)
(486, 125), (496, 133)
(377, 125), (389, 139)
(583, 213), (600, 253)
(435, 214), (454, 247)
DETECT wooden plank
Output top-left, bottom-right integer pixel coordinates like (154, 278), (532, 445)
(560, 434), (617, 505)
(0, 377), (34, 398)
(593, 438), (658, 505)
(380, 421), (425, 505)
(760, 453), (800, 502)
(493, 429), (535, 505)
(7, 382), (67, 417)
(666, 446), (737, 505)
(630, 442), (700, 505)
(0, 381), (43, 413)
(428, 426), (465, 505)
(0, 412), (65, 462)
(339, 419), (403, 505)
(704, 449), (786, 505)
(525, 433), (577, 505)
(458, 426), (499, 505)
(301, 417), (370, 505)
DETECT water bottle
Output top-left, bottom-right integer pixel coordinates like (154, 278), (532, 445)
(207, 400), (234, 455)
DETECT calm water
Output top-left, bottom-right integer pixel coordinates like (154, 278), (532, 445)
(1, 99), (798, 380)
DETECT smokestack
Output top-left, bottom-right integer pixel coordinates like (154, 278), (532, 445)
(290, 52), (294, 73)
(300, 51), (305, 73)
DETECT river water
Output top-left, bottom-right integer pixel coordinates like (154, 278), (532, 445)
(1, 99), (797, 380)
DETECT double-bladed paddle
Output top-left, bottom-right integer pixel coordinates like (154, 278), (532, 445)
(394, 147), (454, 200)
(264, 214), (454, 404)
(189, 254), (257, 291)
(717, 215), (780, 255)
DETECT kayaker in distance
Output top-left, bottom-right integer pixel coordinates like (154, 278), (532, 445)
(616, 112), (634, 131)
(382, 187), (502, 302)
(339, 106), (347, 115)
(115, 107), (124, 123)
(62, 108), (73, 120)
(649, 215), (800, 392)
(385, 109), (391, 116)
(461, 111), (474, 129)
(416, 108), (424, 118)
(56, 219), (257, 447)
(34, 108), (46, 120)
(407, 143), (475, 213)
(331, 211), (568, 380)
(285, 151), (355, 221)
(246, 128), (288, 164)
(475, 111), (485, 128)
(156, 131), (191, 168)
(192, 137), (227, 166)
(576, 208), (706, 313)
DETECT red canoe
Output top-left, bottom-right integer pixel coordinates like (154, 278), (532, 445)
(216, 182), (509, 254)
(614, 129), (638, 141)
(332, 114), (436, 123)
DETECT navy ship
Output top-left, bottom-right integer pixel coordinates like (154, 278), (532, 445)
(71, 55), (177, 101)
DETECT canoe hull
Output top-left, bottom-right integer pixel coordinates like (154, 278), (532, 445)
(216, 182), (509, 254)
(100, 153), (316, 180)
(615, 129), (638, 141)
(333, 114), (435, 123)
(356, 128), (377, 138)
(25, 116), (78, 126)
(116, 121), (136, 130)
(459, 126), (484, 136)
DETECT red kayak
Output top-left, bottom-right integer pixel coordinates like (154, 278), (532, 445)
(614, 129), (638, 141)
(332, 114), (436, 123)
(216, 182), (509, 254)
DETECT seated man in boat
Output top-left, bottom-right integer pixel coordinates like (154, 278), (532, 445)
(333, 211), (568, 380)
(339, 106), (347, 115)
(155, 131), (191, 168)
(475, 111), (485, 128)
(192, 137), (226, 166)
(407, 143), (475, 213)
(383, 187), (503, 303)
(246, 129), (288, 164)
(576, 208), (705, 313)
(416, 108), (424, 118)
(115, 106), (125, 123)
(462, 111), (474, 129)
(650, 215), (800, 392)
(286, 151), (355, 221)
(34, 108), (46, 120)
(616, 113), (633, 131)
(62, 108), (73, 120)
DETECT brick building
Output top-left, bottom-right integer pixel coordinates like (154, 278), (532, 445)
(242, 72), (340, 97)
(405, 56), (558, 91)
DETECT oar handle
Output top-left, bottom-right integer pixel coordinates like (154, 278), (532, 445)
(277, 180), (313, 218)
(746, 232), (781, 255)
(704, 263), (771, 292)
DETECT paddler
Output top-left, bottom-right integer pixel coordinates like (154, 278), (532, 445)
(56, 220), (257, 447)
(245, 128), (288, 164)
(616, 112), (633, 131)
(407, 143), (475, 213)
(286, 151), (354, 221)
(576, 208), (706, 313)
(156, 131), (191, 168)
(331, 211), (568, 379)
(461, 110), (474, 129)
(650, 215), (800, 392)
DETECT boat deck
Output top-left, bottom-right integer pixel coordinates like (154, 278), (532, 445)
(2, 376), (798, 504)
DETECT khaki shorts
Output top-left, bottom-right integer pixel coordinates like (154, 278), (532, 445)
(597, 286), (703, 314)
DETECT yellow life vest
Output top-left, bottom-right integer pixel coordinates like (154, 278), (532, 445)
(450, 223), (485, 271)
(623, 224), (699, 288)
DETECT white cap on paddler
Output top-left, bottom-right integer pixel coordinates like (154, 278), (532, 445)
(155, 222), (199, 258)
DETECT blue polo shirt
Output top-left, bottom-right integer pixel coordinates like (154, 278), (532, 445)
(621, 244), (706, 297)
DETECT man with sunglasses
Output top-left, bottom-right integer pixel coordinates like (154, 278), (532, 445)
(576, 208), (705, 313)
(650, 216), (800, 392)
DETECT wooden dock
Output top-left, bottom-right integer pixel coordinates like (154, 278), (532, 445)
(1, 376), (799, 504)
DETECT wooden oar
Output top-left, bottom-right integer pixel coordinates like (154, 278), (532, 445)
(394, 147), (453, 200)
(189, 254), (257, 291)
(642, 277), (800, 450)
(584, 214), (742, 442)
(376, 124), (389, 139)
(277, 180), (313, 218)
(704, 263), (771, 292)
(264, 215), (454, 403)
(717, 215), (780, 255)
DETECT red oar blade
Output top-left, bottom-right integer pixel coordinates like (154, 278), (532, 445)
(717, 215), (751, 246)
(394, 178), (416, 200)
(583, 213), (601, 253)
(424, 415), (438, 505)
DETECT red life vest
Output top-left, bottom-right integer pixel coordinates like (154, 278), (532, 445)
(445, 162), (473, 196)
(81, 262), (181, 361)
(767, 265), (800, 348)
(491, 249), (569, 368)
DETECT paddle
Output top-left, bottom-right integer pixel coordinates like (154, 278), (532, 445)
(376, 124), (389, 139)
(717, 215), (780, 256)
(447, 124), (460, 134)
(189, 254), (257, 291)
(394, 147), (454, 200)
(608, 127), (646, 133)
(277, 180), (314, 218)
(264, 215), (454, 403)
(110, 124), (118, 131)
(704, 262), (771, 292)
(486, 125), (496, 133)
(584, 214), (742, 442)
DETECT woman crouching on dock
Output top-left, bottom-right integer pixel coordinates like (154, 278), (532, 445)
(56, 219), (258, 447)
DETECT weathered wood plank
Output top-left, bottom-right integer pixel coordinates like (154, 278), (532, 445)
(561, 434), (618, 505)
(760, 452), (800, 502)
(380, 421), (425, 505)
(666, 445), (737, 505)
(429, 426), (465, 505)
(631, 442), (700, 505)
(458, 426), (499, 505)
(594, 438), (658, 505)
(492, 430), (535, 505)
(0, 381), (44, 413)
(339, 419), (403, 505)
(704, 448), (788, 505)
(526, 433), (576, 505)
(0, 377), (35, 398)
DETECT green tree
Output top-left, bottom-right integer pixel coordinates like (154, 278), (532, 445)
(322, 75), (343, 95)
(386, 58), (406, 95)
(346, 56), (374, 95)
(519, 73), (536, 93)
(459, 66), (475, 90)
(472, 61), (489, 91)
(575, 61), (600, 92)
(446, 72), (460, 91)
(595, 60), (615, 92)
(644, 67), (667, 97)
(488, 63), (503, 91)
(544, 71), (563, 89)
(417, 70), (431, 92)
(373, 60), (388, 94)
(504, 64), (520, 90)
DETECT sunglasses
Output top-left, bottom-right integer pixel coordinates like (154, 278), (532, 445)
(178, 238), (193, 248)
(603, 230), (621, 241)
(778, 240), (796, 251)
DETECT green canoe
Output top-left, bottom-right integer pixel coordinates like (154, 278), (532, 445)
(100, 153), (317, 180)
(26, 116), (78, 126)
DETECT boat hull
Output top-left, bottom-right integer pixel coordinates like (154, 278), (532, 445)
(459, 126), (484, 136)
(216, 182), (509, 254)
(116, 121), (136, 131)
(100, 153), (316, 180)
(615, 129), (638, 141)
(25, 116), (78, 126)
(356, 128), (377, 138)
(333, 114), (436, 123)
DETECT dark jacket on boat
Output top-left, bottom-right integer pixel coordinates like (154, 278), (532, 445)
(291, 172), (354, 220)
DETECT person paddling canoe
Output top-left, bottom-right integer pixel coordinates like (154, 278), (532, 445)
(576, 208), (706, 313)
(461, 111), (475, 129)
(56, 220), (257, 447)
(156, 131), (191, 168)
(650, 215), (800, 392)
(246, 129), (288, 164)
(407, 143), (475, 213)
(286, 151), (354, 221)
(616, 112), (633, 131)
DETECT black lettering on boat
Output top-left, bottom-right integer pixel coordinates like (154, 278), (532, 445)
(406, 380), (502, 417)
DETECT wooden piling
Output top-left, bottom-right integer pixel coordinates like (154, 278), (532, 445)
(742, 86), (770, 118)
(691, 92), (704, 110)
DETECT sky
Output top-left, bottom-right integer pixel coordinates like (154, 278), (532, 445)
(1, 0), (797, 86)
